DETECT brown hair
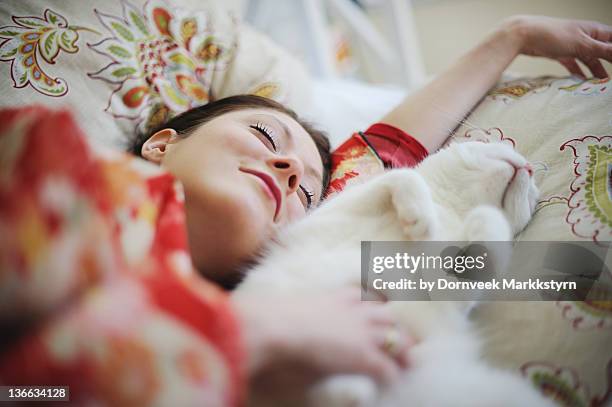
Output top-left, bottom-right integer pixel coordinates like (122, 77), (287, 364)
(131, 95), (331, 198)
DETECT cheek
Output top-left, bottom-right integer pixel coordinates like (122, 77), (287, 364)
(285, 197), (307, 223)
(183, 182), (273, 269)
(223, 131), (268, 158)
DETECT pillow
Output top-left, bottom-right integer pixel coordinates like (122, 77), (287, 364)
(305, 78), (406, 148)
(450, 75), (612, 407)
(0, 1), (311, 149)
(449, 76), (612, 243)
(327, 75), (612, 406)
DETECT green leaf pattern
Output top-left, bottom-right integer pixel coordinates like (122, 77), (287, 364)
(111, 67), (137, 78)
(41, 30), (59, 62)
(59, 30), (78, 53)
(0, 8), (89, 96)
(111, 22), (135, 42)
(44, 31), (57, 54)
(14, 18), (45, 28)
(562, 136), (612, 242)
(1, 47), (17, 59)
(108, 44), (132, 59)
(129, 11), (149, 36)
(89, 0), (236, 132)
(0, 30), (21, 37)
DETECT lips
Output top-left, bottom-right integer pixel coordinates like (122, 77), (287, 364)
(240, 167), (282, 221)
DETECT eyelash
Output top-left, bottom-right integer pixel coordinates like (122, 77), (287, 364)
(251, 121), (314, 210)
(300, 185), (314, 209)
(251, 122), (278, 152)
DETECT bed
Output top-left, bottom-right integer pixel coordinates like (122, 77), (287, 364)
(1, 1), (610, 405)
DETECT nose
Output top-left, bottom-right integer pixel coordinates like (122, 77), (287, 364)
(266, 155), (304, 195)
(505, 159), (534, 178)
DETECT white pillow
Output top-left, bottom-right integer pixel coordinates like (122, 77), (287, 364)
(305, 78), (406, 148)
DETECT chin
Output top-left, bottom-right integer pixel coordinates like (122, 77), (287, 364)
(192, 244), (261, 290)
(186, 208), (269, 289)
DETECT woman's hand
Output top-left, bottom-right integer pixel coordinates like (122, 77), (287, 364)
(382, 14), (611, 153)
(232, 289), (412, 392)
(504, 15), (612, 78)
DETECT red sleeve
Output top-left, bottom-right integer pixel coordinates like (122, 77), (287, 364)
(327, 123), (429, 196)
(361, 123), (429, 168)
(0, 106), (245, 407)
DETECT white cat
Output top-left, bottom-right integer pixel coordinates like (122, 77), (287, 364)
(235, 141), (553, 406)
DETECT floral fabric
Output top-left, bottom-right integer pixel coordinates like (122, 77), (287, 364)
(0, 1), (311, 149)
(452, 75), (612, 407)
(0, 106), (244, 406)
(330, 76), (612, 407)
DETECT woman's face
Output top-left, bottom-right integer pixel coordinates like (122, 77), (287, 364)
(142, 108), (324, 286)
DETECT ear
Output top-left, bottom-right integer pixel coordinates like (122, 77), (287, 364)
(141, 128), (178, 164)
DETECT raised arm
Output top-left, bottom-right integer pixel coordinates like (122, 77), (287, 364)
(381, 16), (612, 153)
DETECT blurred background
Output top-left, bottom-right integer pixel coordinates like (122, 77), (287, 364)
(215, 0), (612, 146)
(409, 0), (612, 78)
(227, 0), (612, 87)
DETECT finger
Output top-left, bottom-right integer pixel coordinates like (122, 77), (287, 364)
(580, 57), (608, 79)
(588, 23), (612, 47)
(558, 58), (586, 79)
(395, 347), (411, 369)
(360, 301), (394, 321)
(375, 328), (414, 368)
(366, 307), (397, 326)
(585, 37), (612, 63)
(360, 350), (401, 386)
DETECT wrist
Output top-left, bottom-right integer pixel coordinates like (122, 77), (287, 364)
(496, 15), (528, 55)
(231, 296), (294, 376)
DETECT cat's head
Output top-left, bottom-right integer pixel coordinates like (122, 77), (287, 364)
(418, 141), (539, 235)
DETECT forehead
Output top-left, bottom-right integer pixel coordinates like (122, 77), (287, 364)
(222, 108), (324, 190)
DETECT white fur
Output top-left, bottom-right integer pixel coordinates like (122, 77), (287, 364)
(235, 142), (552, 406)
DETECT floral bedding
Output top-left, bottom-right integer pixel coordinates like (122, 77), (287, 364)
(0, 1), (311, 149)
(1, 1), (611, 406)
(453, 76), (612, 407)
(327, 75), (612, 406)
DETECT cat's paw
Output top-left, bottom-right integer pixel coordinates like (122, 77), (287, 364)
(387, 170), (438, 240)
(396, 200), (438, 240)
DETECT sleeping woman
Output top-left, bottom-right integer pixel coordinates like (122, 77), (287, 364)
(1, 15), (611, 405)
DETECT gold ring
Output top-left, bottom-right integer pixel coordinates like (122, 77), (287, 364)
(382, 327), (401, 356)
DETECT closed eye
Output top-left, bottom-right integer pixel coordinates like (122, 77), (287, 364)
(250, 122), (278, 152)
(299, 185), (314, 209)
